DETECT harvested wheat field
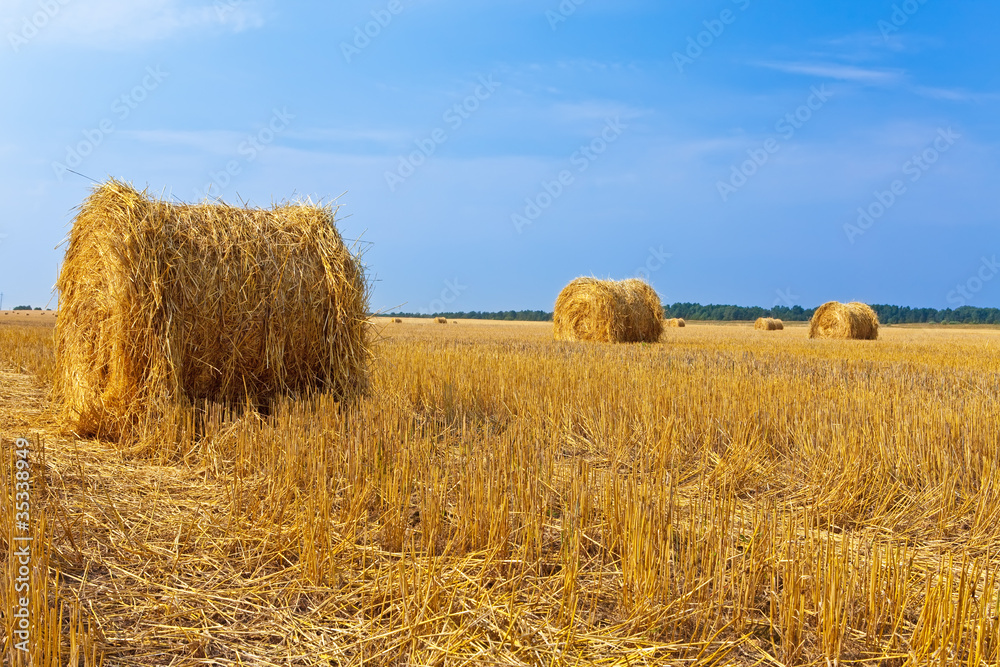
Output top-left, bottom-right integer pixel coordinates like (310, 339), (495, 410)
(3, 317), (1000, 665)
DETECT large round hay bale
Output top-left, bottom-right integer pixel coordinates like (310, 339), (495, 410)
(665, 318), (686, 328)
(754, 317), (784, 331)
(434, 317), (448, 324)
(553, 277), (663, 343)
(55, 180), (370, 439)
(808, 301), (878, 340)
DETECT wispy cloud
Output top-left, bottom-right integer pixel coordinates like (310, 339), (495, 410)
(549, 101), (648, 124)
(120, 129), (249, 153)
(752, 60), (903, 84)
(913, 86), (1000, 103)
(283, 128), (415, 146)
(820, 31), (942, 57)
(2, 0), (267, 49)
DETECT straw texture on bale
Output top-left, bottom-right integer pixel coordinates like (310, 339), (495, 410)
(808, 301), (879, 340)
(754, 317), (784, 331)
(666, 318), (686, 328)
(553, 277), (664, 343)
(55, 180), (369, 439)
(434, 317), (448, 324)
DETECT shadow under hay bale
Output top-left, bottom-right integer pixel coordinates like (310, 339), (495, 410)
(754, 317), (784, 331)
(665, 318), (686, 328)
(553, 277), (663, 343)
(55, 179), (370, 440)
(808, 301), (879, 340)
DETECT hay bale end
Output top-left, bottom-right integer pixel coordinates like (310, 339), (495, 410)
(808, 301), (879, 340)
(553, 277), (664, 343)
(754, 317), (784, 331)
(55, 180), (370, 439)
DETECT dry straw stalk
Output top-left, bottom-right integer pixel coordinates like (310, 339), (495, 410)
(54, 179), (370, 439)
(553, 277), (664, 343)
(808, 301), (879, 340)
(754, 317), (784, 331)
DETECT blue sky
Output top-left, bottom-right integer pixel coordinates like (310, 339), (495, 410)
(1, 0), (998, 313)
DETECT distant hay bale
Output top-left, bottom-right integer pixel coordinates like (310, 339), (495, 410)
(808, 301), (879, 340)
(754, 317), (784, 331)
(434, 317), (448, 324)
(665, 318), (686, 328)
(55, 179), (370, 439)
(391, 318), (403, 324)
(553, 277), (664, 343)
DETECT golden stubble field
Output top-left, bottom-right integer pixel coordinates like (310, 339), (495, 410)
(2, 316), (1000, 665)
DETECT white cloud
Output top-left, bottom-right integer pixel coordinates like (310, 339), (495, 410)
(2, 0), (266, 49)
(283, 128), (416, 146)
(123, 127), (422, 153)
(912, 86), (1000, 103)
(120, 129), (250, 153)
(820, 31), (922, 57)
(752, 61), (903, 85)
(549, 100), (648, 124)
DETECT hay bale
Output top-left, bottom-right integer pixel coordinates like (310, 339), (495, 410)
(55, 180), (370, 439)
(553, 277), (663, 343)
(391, 318), (403, 324)
(808, 301), (878, 340)
(665, 318), (686, 328)
(434, 317), (448, 324)
(754, 317), (784, 331)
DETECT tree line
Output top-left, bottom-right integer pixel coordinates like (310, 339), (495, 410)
(391, 310), (553, 322)
(391, 304), (1000, 325)
(665, 303), (1000, 324)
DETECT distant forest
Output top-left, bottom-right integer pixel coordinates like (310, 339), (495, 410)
(391, 304), (1000, 325)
